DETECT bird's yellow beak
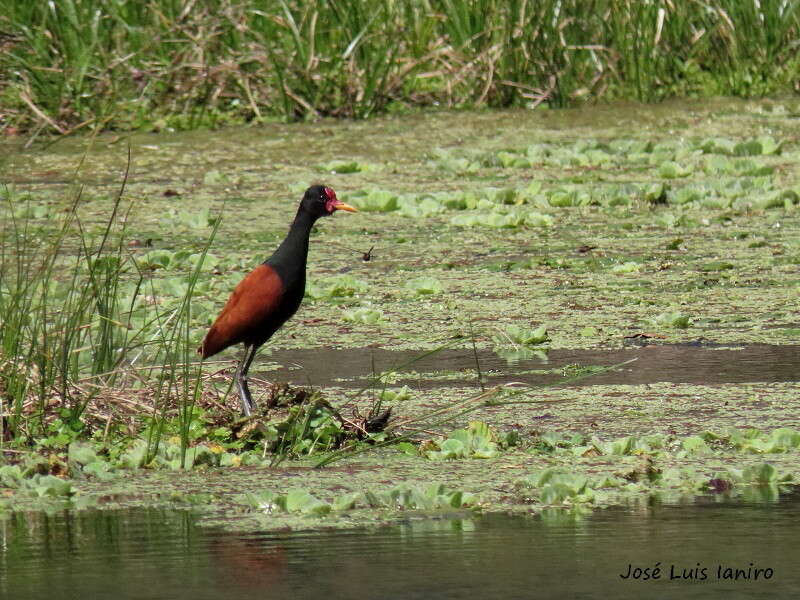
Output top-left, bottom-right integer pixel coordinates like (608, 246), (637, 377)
(333, 201), (358, 213)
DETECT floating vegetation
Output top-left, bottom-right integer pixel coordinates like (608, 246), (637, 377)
(647, 311), (693, 330)
(420, 421), (503, 460)
(306, 274), (369, 300)
(242, 483), (478, 519)
(320, 160), (363, 174)
(347, 190), (399, 212)
(492, 325), (550, 361)
(405, 277), (444, 295)
(342, 305), (385, 324)
(517, 469), (625, 505)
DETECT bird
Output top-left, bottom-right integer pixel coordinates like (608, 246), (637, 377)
(198, 185), (357, 416)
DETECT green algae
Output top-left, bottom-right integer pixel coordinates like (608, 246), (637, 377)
(3, 99), (800, 530)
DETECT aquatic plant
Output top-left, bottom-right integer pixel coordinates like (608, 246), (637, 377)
(517, 468), (627, 505)
(492, 325), (549, 356)
(422, 421), (502, 460)
(244, 488), (333, 516)
(347, 190), (399, 212)
(363, 483), (478, 510)
(405, 276), (444, 295)
(342, 305), (385, 324)
(306, 274), (369, 300)
(705, 428), (800, 454)
(647, 311), (692, 329)
(320, 160), (363, 174)
(241, 483), (477, 517)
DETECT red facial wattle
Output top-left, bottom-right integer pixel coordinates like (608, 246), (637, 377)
(324, 187), (357, 213)
(323, 187), (338, 213)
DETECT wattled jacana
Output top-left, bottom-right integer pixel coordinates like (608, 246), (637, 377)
(198, 185), (357, 416)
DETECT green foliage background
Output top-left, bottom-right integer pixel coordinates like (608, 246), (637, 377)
(1, 0), (799, 132)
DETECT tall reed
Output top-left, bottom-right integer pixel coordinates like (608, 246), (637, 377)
(0, 158), (217, 468)
(141, 217), (219, 468)
(0, 185), (129, 435)
(1, 0), (798, 133)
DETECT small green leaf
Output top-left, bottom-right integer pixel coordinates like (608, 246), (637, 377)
(350, 190), (398, 212)
(342, 306), (384, 324)
(68, 442), (99, 467)
(26, 475), (73, 497)
(648, 311), (691, 329)
(612, 261), (640, 273)
(0, 465), (23, 488)
(757, 135), (781, 155)
(285, 489), (331, 515)
(700, 261), (734, 272)
(405, 276), (443, 295)
(658, 161), (692, 178)
(332, 492), (360, 511)
(203, 169), (229, 185)
(83, 460), (115, 481)
(682, 436), (711, 454)
(321, 160), (361, 174)
(525, 212), (554, 227)
(666, 238), (684, 250)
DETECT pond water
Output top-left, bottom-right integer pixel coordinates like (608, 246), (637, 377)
(267, 343), (800, 388)
(4, 494), (798, 600)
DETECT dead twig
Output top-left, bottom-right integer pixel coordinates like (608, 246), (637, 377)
(19, 91), (65, 134)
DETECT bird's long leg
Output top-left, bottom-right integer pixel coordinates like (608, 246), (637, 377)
(236, 343), (259, 416)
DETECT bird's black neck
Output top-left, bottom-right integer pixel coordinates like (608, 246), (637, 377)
(265, 207), (318, 286)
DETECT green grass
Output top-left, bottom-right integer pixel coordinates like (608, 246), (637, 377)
(0, 161), (218, 467)
(1, 0), (799, 133)
(0, 183), (132, 436)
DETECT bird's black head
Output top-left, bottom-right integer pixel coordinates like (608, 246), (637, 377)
(301, 185), (357, 219)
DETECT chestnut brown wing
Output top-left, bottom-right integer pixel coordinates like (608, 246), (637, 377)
(198, 264), (285, 359)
